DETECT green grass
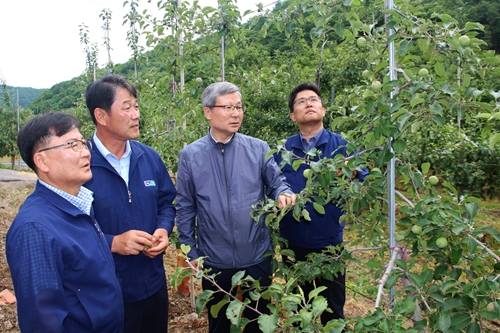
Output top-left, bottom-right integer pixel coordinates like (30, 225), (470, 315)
(477, 198), (500, 228)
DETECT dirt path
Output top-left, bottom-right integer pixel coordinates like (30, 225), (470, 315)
(0, 169), (37, 183)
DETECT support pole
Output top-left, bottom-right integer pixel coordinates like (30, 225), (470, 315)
(385, 0), (398, 308)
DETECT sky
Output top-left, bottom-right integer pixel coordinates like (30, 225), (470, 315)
(0, 0), (261, 89)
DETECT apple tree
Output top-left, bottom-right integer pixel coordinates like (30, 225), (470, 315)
(172, 0), (500, 332)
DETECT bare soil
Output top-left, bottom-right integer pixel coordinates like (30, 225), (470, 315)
(0, 176), (371, 332)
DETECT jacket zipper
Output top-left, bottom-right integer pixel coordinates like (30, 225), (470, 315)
(220, 143), (236, 268)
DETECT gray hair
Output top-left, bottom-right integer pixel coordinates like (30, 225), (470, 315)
(201, 82), (242, 108)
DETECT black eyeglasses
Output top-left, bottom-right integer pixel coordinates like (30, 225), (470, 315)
(294, 96), (322, 106)
(212, 105), (246, 112)
(38, 139), (92, 153)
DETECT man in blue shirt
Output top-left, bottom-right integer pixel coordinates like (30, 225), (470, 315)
(84, 75), (176, 333)
(275, 82), (369, 325)
(6, 112), (124, 332)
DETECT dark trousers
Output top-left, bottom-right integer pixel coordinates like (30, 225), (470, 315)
(202, 257), (272, 333)
(286, 243), (346, 324)
(124, 283), (169, 333)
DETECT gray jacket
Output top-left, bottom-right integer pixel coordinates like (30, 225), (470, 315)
(176, 132), (293, 269)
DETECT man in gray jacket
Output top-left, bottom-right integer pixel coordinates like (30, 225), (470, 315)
(176, 81), (295, 332)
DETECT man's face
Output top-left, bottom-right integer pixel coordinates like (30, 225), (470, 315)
(204, 91), (244, 142)
(101, 87), (140, 141)
(36, 128), (92, 195)
(290, 89), (326, 125)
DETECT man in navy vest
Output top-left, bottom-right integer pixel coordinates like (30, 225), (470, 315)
(275, 82), (369, 325)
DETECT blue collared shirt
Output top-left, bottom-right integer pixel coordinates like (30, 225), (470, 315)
(38, 180), (94, 215)
(93, 133), (132, 186)
(299, 128), (325, 152)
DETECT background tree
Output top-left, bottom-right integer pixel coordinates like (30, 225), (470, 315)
(100, 8), (114, 74)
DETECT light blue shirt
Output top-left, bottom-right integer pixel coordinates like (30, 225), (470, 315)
(299, 128), (325, 152)
(93, 133), (132, 186)
(39, 180), (94, 215)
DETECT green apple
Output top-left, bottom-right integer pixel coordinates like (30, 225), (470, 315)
(195, 77), (203, 83)
(419, 68), (429, 76)
(411, 225), (422, 234)
(356, 37), (366, 48)
(303, 169), (313, 179)
(371, 80), (382, 92)
(436, 237), (448, 248)
(429, 176), (439, 185)
(362, 70), (371, 79)
(459, 35), (470, 47)
(486, 302), (496, 312)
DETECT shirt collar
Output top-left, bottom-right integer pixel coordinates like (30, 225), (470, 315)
(209, 128), (234, 144)
(39, 179), (94, 215)
(299, 128), (325, 152)
(93, 132), (132, 159)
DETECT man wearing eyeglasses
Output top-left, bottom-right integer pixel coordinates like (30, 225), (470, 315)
(6, 113), (124, 332)
(176, 81), (296, 332)
(274, 82), (369, 325)
(84, 75), (176, 333)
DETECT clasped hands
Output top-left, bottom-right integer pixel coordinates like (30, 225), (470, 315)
(111, 228), (169, 258)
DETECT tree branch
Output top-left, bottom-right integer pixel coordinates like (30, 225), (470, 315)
(466, 232), (500, 263)
(375, 247), (401, 307)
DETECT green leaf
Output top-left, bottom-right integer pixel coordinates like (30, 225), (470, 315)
(392, 139), (406, 154)
(437, 313), (451, 332)
(449, 313), (470, 330)
(285, 22), (293, 36)
(309, 286), (327, 299)
(293, 203), (302, 221)
(302, 209), (311, 221)
(466, 322), (481, 333)
(211, 297), (230, 318)
(421, 162), (430, 175)
(464, 22), (484, 31)
(462, 74), (471, 88)
(442, 280), (458, 294)
(258, 314), (279, 333)
(478, 311), (498, 320)
(264, 213), (274, 227)
(366, 259), (382, 268)
(435, 62), (446, 77)
(489, 133), (500, 150)
(195, 289), (214, 315)
(282, 295), (302, 304)
(410, 97), (425, 107)
(465, 202), (478, 219)
(409, 272), (422, 287)
(231, 270), (246, 287)
(180, 244), (191, 255)
(334, 23), (345, 37)
(280, 249), (295, 258)
(398, 39), (413, 56)
(312, 296), (328, 314)
(227, 299), (246, 325)
(313, 202), (325, 214)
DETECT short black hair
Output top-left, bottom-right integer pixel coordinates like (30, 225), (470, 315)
(288, 82), (322, 113)
(85, 74), (137, 124)
(17, 113), (81, 172)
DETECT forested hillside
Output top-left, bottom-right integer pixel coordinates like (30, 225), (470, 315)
(0, 86), (46, 109)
